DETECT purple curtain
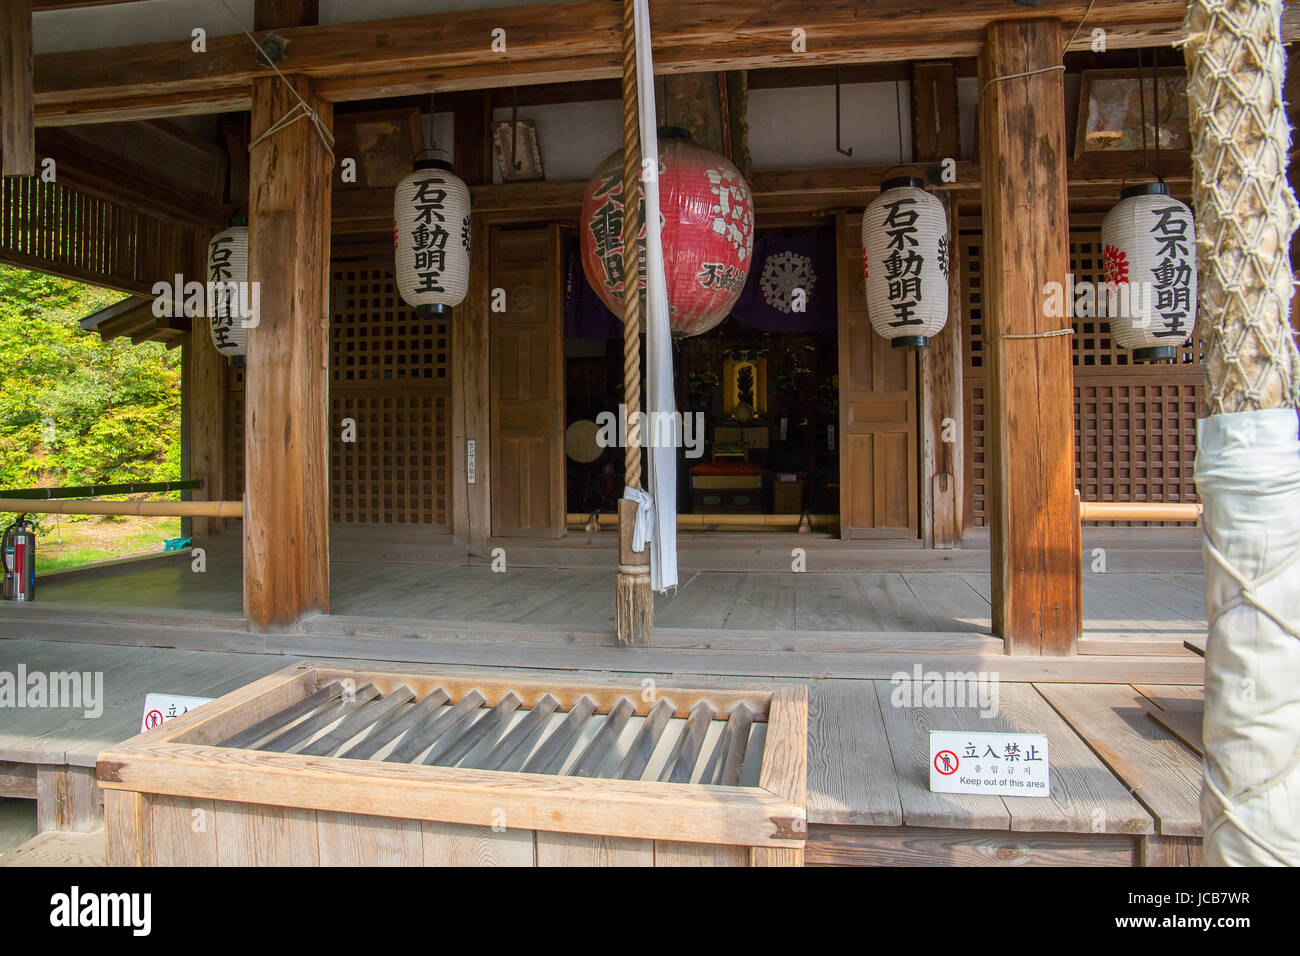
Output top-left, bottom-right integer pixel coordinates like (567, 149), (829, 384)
(564, 227), (838, 339)
(730, 228), (838, 334)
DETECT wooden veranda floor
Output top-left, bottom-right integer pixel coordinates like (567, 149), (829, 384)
(10, 527), (1208, 659)
(0, 637), (1205, 866)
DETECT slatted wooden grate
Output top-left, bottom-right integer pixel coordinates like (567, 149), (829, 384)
(0, 177), (196, 296)
(960, 230), (1204, 528)
(98, 664), (807, 866)
(218, 676), (764, 786)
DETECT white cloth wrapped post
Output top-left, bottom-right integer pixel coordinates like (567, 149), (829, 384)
(633, 0), (678, 593)
(1196, 408), (1300, 865)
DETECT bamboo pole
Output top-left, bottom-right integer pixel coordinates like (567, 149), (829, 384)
(0, 498), (243, 518)
(0, 479), (202, 500)
(1078, 502), (1202, 522)
(574, 513), (838, 530)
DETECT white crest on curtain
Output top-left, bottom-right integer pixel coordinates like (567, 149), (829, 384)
(634, 0), (678, 593)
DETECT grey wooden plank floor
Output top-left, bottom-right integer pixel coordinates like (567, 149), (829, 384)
(28, 557), (1206, 638)
(0, 640), (1173, 838)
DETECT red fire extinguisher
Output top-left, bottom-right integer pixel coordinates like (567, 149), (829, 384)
(2, 515), (36, 601)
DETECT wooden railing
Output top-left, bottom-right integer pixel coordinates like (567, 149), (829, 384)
(1078, 501), (1202, 522)
(0, 498), (242, 518)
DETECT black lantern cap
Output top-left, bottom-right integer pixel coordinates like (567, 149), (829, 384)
(891, 335), (930, 349)
(882, 175), (926, 191)
(417, 303), (452, 317)
(1133, 345), (1177, 363)
(1120, 181), (1171, 199)
(414, 157), (455, 172)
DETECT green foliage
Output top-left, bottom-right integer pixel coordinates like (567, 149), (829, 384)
(0, 266), (181, 493)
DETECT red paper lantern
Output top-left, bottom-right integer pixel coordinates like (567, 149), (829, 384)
(580, 128), (754, 338)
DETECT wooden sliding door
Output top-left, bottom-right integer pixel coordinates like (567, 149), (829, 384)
(835, 213), (919, 539)
(489, 225), (566, 537)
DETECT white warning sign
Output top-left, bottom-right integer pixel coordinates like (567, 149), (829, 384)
(929, 730), (1050, 797)
(140, 693), (213, 733)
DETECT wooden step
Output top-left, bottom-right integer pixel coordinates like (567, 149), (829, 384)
(0, 828), (105, 867)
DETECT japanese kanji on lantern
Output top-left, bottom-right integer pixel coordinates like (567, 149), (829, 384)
(580, 127), (754, 338)
(394, 156), (472, 316)
(206, 221), (249, 358)
(1100, 182), (1196, 362)
(860, 176), (950, 348)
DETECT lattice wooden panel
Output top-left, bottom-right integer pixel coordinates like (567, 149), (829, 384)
(1069, 231), (1201, 368)
(332, 264), (449, 384)
(226, 384), (245, 500)
(1075, 377), (1202, 526)
(960, 230), (1204, 528)
(961, 232), (986, 372)
(960, 231), (1202, 372)
(330, 392), (447, 525)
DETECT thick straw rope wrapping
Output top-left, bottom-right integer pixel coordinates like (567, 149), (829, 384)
(621, 0), (643, 490)
(1183, 0), (1300, 413)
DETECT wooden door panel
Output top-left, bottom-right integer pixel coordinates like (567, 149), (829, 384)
(837, 213), (918, 539)
(490, 225), (565, 537)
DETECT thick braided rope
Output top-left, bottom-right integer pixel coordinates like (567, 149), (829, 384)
(620, 0), (643, 491)
(1183, 0), (1300, 414)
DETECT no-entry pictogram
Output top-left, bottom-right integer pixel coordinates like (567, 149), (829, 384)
(144, 710), (164, 729)
(934, 750), (959, 775)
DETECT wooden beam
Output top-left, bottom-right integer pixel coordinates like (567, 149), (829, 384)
(244, 74), (332, 628)
(254, 0), (318, 31)
(911, 62), (964, 550)
(187, 322), (227, 538)
(35, 129), (225, 230)
(452, 91), (491, 188)
(979, 20), (1081, 656)
(1, 0), (34, 176)
(25, 1), (1284, 127)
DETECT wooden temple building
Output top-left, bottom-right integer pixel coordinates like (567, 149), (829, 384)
(0, 0), (1291, 867)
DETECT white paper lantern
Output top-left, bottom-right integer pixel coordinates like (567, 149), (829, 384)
(206, 223), (249, 358)
(394, 158), (471, 316)
(861, 176), (949, 348)
(1100, 182), (1196, 362)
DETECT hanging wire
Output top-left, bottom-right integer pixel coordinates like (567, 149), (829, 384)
(1138, 46), (1149, 171)
(1152, 47), (1163, 182)
(834, 66), (853, 157)
(895, 80), (905, 164)
(510, 86), (522, 172)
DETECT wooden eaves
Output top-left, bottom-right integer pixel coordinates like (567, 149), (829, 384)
(24, 1), (1300, 127)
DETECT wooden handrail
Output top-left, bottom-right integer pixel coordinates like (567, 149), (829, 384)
(568, 513), (838, 530)
(1079, 501), (1202, 522)
(0, 498), (243, 518)
(0, 479), (202, 500)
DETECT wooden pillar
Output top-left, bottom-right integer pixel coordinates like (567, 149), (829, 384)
(978, 20), (1081, 655)
(911, 62), (964, 549)
(244, 75), (333, 628)
(1, 0), (34, 177)
(187, 326), (227, 538)
(452, 214), (491, 558)
(450, 92), (492, 557)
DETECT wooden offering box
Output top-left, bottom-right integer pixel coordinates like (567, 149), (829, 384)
(98, 662), (807, 866)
